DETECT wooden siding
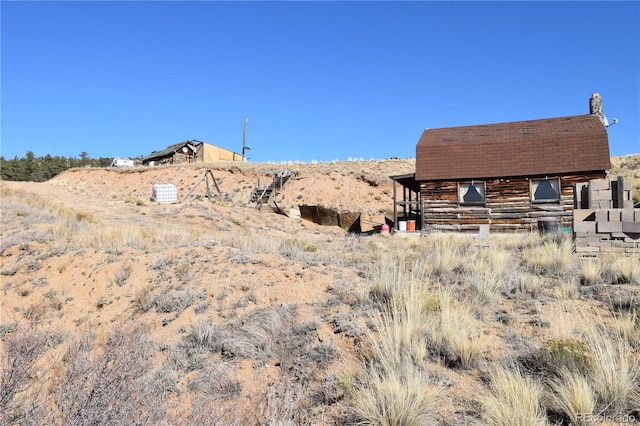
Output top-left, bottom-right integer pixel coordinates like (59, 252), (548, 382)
(420, 172), (606, 233)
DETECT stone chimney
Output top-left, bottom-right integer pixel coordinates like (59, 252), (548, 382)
(589, 93), (607, 126)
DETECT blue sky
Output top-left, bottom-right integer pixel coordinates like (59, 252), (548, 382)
(2, 1), (639, 163)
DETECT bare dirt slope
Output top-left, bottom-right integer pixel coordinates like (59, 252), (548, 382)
(0, 159), (415, 424)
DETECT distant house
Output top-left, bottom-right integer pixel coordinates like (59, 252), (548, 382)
(391, 94), (612, 233)
(142, 140), (243, 166)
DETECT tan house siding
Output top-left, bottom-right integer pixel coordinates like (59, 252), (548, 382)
(198, 144), (244, 162)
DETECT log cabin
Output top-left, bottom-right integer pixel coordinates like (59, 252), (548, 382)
(392, 94), (612, 233)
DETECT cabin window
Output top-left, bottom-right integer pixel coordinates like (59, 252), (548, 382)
(531, 178), (560, 202)
(459, 182), (486, 205)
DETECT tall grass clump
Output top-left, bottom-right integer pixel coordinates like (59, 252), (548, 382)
(463, 258), (508, 305)
(352, 362), (443, 426)
(367, 254), (429, 308)
(353, 254), (443, 425)
(366, 251), (487, 370)
(581, 321), (640, 415)
(547, 367), (596, 426)
(579, 258), (604, 285)
(425, 292), (489, 369)
(608, 256), (640, 284)
(425, 234), (465, 277)
(612, 309), (640, 346)
(522, 235), (574, 275)
(480, 365), (546, 426)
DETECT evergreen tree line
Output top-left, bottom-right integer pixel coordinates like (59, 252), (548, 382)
(0, 151), (116, 182)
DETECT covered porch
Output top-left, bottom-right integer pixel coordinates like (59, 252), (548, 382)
(390, 173), (423, 232)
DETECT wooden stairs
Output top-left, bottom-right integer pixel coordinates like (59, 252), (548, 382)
(249, 171), (295, 207)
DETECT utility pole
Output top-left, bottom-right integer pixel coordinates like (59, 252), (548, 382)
(242, 117), (251, 161)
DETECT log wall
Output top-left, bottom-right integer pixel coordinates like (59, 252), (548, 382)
(420, 172), (606, 233)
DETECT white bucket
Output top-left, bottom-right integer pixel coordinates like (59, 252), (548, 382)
(398, 221), (407, 231)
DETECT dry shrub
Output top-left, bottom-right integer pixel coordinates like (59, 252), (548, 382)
(540, 337), (592, 374)
(48, 323), (167, 424)
(261, 382), (309, 426)
(154, 286), (204, 314)
(220, 307), (289, 359)
(113, 264), (131, 286)
(0, 322), (53, 425)
(188, 360), (241, 399)
(480, 365), (546, 426)
(515, 272), (545, 298)
(132, 284), (159, 313)
(187, 319), (224, 351)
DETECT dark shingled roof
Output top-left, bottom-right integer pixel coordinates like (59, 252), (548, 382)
(143, 141), (194, 162)
(415, 114), (611, 181)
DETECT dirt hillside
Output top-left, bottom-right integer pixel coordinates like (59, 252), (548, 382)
(1, 156), (638, 425)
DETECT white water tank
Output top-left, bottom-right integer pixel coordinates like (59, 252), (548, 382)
(151, 183), (177, 204)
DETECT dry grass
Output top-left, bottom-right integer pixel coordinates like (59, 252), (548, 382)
(463, 257), (508, 305)
(425, 234), (465, 277)
(579, 258), (604, 285)
(612, 309), (640, 346)
(547, 367), (596, 426)
(522, 235), (574, 276)
(608, 256), (640, 284)
(355, 256), (444, 424)
(479, 365), (546, 426)
(426, 293), (489, 369)
(352, 363), (443, 426)
(581, 321), (640, 415)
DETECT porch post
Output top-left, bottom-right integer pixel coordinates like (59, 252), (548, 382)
(393, 179), (398, 231)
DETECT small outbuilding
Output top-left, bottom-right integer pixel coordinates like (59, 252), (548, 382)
(392, 94), (612, 233)
(142, 140), (243, 166)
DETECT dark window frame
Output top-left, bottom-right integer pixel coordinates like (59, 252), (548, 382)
(530, 177), (561, 203)
(458, 181), (486, 206)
